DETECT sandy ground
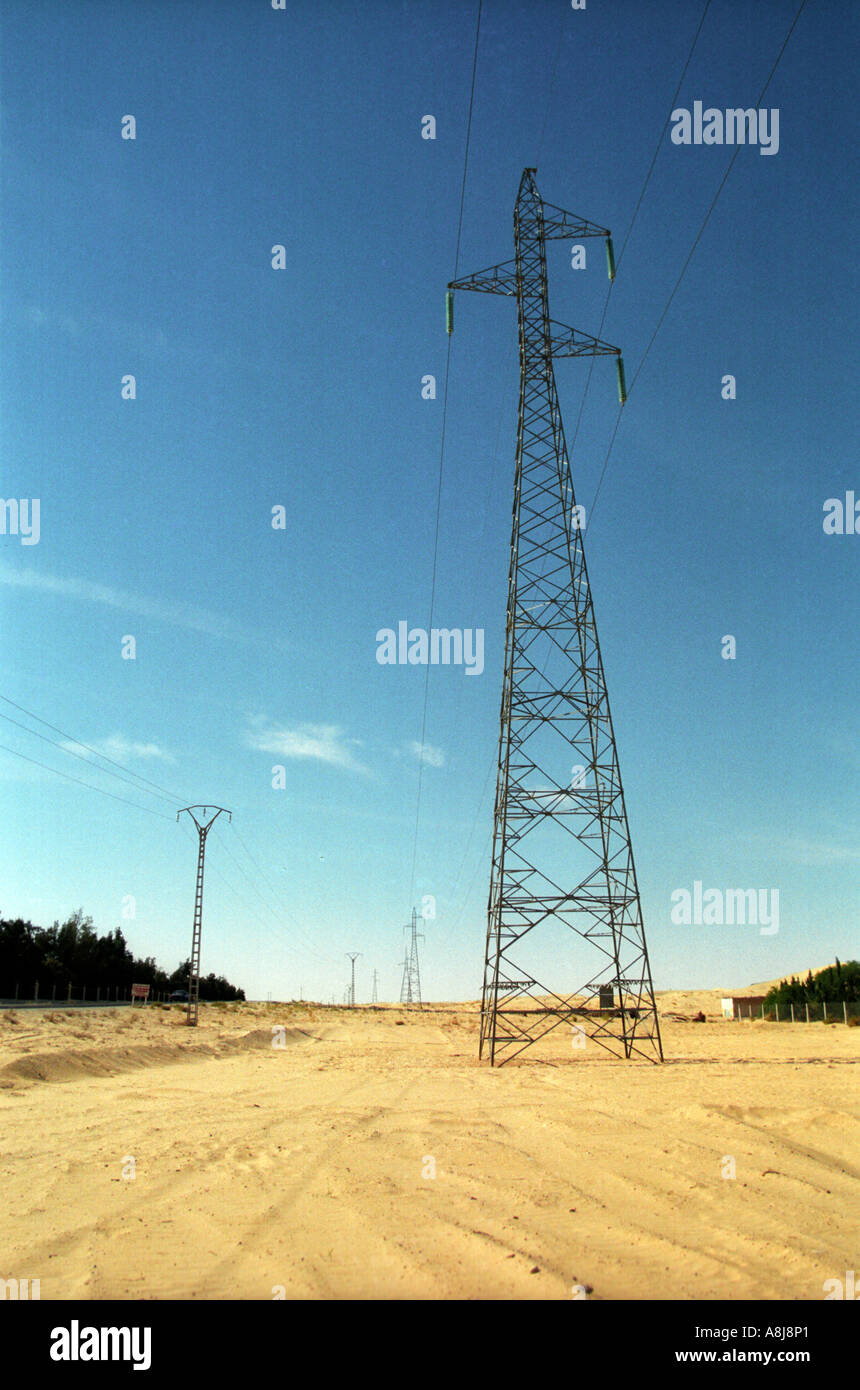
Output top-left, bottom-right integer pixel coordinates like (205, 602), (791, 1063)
(0, 994), (857, 1300)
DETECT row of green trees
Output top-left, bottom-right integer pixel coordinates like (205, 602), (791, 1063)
(0, 910), (245, 1001)
(764, 959), (860, 1009)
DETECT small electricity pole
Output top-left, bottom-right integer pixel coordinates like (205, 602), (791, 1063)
(176, 805), (231, 1027)
(346, 952), (361, 1007)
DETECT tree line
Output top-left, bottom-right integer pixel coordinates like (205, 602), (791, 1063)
(0, 909), (245, 1001)
(764, 959), (859, 1009)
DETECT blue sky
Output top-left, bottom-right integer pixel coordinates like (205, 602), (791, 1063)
(1, 0), (857, 1003)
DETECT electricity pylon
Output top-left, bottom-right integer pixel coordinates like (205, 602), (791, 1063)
(371, 969), (379, 1004)
(398, 948), (410, 1000)
(176, 805), (231, 1027)
(448, 168), (662, 1067)
(346, 952), (361, 1007)
(399, 908), (423, 1007)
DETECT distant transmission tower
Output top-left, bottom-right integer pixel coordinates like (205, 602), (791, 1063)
(399, 908), (423, 1007)
(176, 805), (231, 1027)
(371, 968), (379, 1004)
(346, 952), (361, 1007)
(448, 168), (662, 1067)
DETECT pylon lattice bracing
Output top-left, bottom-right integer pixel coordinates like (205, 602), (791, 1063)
(399, 907), (423, 1006)
(449, 170), (663, 1067)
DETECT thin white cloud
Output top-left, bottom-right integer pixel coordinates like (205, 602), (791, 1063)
(61, 735), (175, 765)
(781, 837), (860, 867)
(744, 826), (860, 867)
(25, 304), (80, 336)
(246, 720), (367, 774)
(22, 301), (264, 375)
(407, 740), (445, 768)
(0, 564), (285, 649)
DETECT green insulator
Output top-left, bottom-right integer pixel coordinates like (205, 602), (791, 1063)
(616, 354), (627, 405)
(605, 236), (616, 282)
(445, 290), (454, 335)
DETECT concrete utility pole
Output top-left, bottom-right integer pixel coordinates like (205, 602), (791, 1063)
(176, 805), (231, 1026)
(346, 952), (361, 1007)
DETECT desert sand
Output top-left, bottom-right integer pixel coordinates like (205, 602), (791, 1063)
(0, 992), (857, 1300)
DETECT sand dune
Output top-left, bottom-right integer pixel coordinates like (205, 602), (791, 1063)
(0, 998), (856, 1300)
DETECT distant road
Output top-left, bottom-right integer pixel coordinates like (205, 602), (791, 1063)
(0, 999), (133, 1011)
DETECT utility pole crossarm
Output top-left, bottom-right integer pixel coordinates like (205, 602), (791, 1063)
(549, 320), (621, 358)
(448, 259), (518, 297)
(541, 202), (610, 241)
(176, 805), (232, 829)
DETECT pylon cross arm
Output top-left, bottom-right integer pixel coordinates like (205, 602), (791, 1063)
(540, 202), (610, 240)
(448, 259), (518, 297)
(548, 320), (620, 358)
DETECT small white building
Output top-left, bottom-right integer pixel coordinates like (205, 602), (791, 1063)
(721, 995), (766, 1020)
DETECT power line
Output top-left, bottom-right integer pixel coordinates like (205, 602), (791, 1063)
(436, 757), (496, 948)
(178, 823), (324, 977)
(0, 709), (320, 983)
(223, 821), (341, 968)
(410, 0), (581, 930)
(587, 0), (809, 528)
(1, 706), (337, 978)
(453, 0), (483, 278)
(433, 2), (586, 932)
(211, 827), (333, 966)
(439, 823), (494, 948)
(0, 692), (190, 806)
(535, 4), (566, 165)
(221, 823), (339, 969)
(525, 2), (713, 691)
(176, 820), (325, 993)
(566, 0), (712, 476)
(615, 0), (713, 278)
(0, 708), (183, 807)
(408, 0), (483, 904)
(231, 823), (302, 917)
(179, 819), (343, 989)
(0, 741), (174, 819)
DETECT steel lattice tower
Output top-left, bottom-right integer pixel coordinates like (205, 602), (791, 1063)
(176, 805), (231, 1026)
(399, 908), (423, 1007)
(448, 169), (662, 1067)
